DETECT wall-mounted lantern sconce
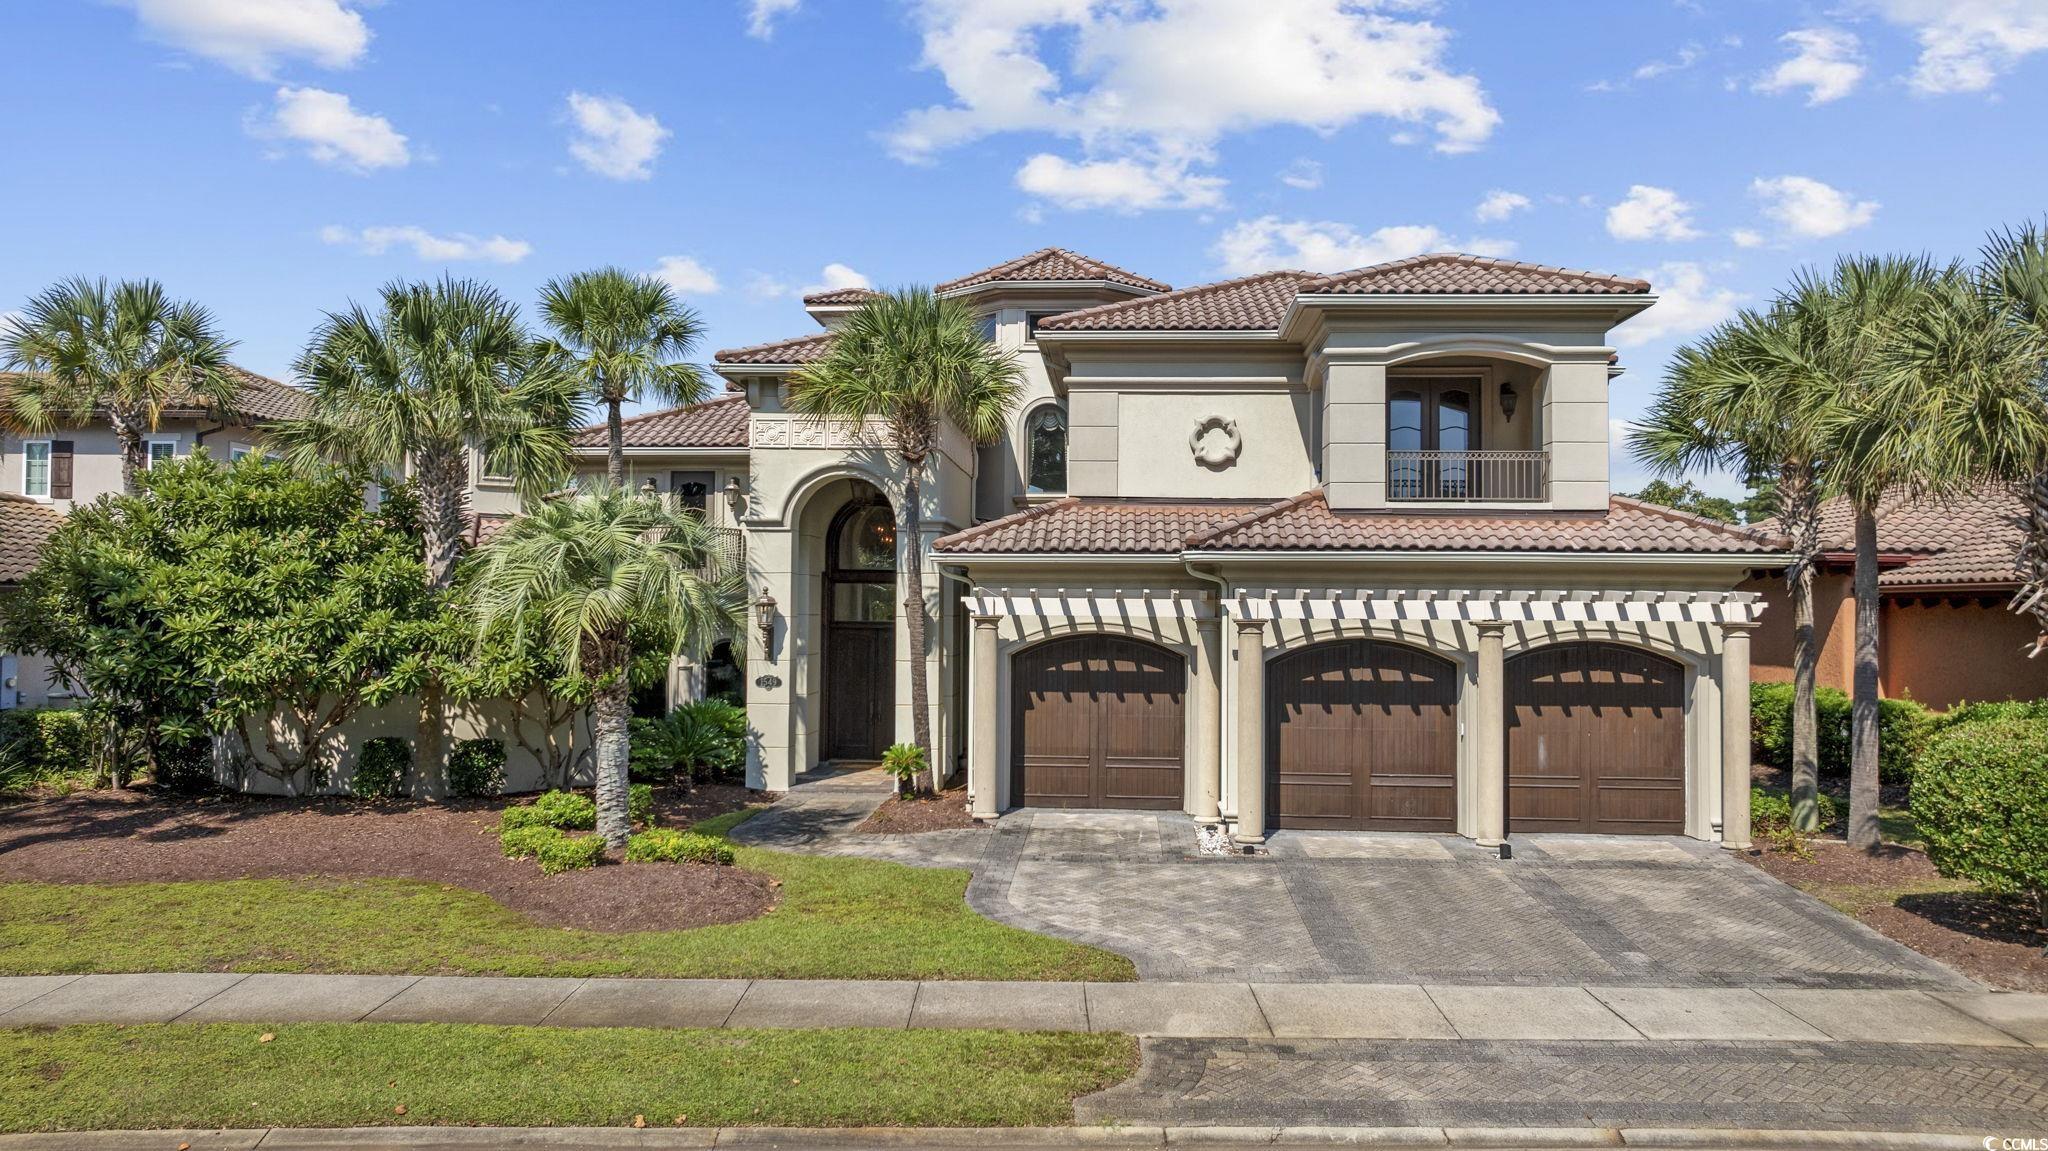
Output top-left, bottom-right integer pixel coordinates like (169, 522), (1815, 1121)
(754, 587), (778, 658)
(723, 477), (746, 519)
(1498, 380), (1519, 422)
(638, 477), (660, 500)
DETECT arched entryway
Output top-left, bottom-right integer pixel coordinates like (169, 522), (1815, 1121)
(1010, 635), (1185, 810)
(1266, 639), (1459, 831)
(1505, 642), (1686, 834)
(822, 494), (897, 762)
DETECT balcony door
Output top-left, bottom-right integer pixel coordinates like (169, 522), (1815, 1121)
(1388, 377), (1479, 499)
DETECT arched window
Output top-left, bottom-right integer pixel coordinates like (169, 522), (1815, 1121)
(1026, 404), (1067, 493)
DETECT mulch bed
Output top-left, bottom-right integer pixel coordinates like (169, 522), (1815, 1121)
(0, 784), (777, 934)
(1750, 842), (2047, 991)
(856, 787), (983, 835)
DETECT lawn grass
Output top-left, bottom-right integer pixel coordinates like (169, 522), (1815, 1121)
(1877, 804), (1923, 850)
(0, 811), (1134, 981)
(0, 1023), (1137, 1132)
(1795, 874), (1978, 919)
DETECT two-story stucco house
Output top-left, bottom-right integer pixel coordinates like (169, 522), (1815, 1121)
(622, 248), (1782, 849)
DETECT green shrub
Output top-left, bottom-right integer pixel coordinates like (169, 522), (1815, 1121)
(1940, 698), (2048, 727)
(153, 735), (217, 793)
(0, 708), (94, 792)
(499, 805), (549, 831)
(447, 738), (506, 798)
(1750, 682), (1933, 785)
(1911, 717), (2048, 923)
(629, 782), (656, 827)
(623, 827), (736, 866)
(1751, 785), (1841, 851)
(881, 743), (928, 794)
(536, 833), (606, 875)
(630, 699), (747, 783)
(499, 824), (563, 860)
(351, 737), (409, 800)
(507, 789), (596, 830)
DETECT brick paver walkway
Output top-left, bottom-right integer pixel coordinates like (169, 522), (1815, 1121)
(1077, 1037), (2048, 1133)
(739, 772), (1973, 989)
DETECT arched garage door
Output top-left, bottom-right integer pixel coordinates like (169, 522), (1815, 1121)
(1266, 640), (1459, 831)
(1010, 636), (1185, 810)
(1506, 643), (1686, 834)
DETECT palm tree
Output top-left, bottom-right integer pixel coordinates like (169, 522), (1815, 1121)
(1804, 255), (1949, 849)
(275, 277), (580, 592)
(1631, 304), (1836, 830)
(1, 277), (240, 492)
(790, 287), (1024, 783)
(1975, 223), (2048, 646)
(539, 268), (709, 486)
(471, 483), (742, 847)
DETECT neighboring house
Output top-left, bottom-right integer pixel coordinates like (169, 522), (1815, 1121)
(0, 366), (307, 709)
(609, 247), (1783, 846)
(1747, 485), (2047, 710)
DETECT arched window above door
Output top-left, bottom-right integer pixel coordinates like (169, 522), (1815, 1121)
(833, 502), (896, 573)
(1026, 404), (1067, 494)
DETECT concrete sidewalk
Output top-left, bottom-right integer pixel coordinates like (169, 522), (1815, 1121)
(3, 973), (2043, 1046)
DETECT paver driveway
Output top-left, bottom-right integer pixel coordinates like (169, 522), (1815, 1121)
(736, 773), (1970, 989)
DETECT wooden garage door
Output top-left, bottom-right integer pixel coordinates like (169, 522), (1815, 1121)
(1506, 643), (1685, 834)
(1266, 640), (1459, 831)
(1011, 636), (1185, 810)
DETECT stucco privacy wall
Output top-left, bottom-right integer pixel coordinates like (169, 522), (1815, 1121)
(1060, 351), (1315, 500)
(223, 694), (592, 796)
(962, 563), (1753, 844)
(738, 379), (977, 789)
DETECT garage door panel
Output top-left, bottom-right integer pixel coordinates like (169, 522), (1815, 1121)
(1268, 640), (1458, 832)
(1012, 636), (1186, 810)
(1506, 643), (1685, 835)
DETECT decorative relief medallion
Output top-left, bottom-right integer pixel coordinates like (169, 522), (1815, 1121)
(790, 420), (829, 449)
(750, 417), (789, 447)
(1189, 416), (1242, 470)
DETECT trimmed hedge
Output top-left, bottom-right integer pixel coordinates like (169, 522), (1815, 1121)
(447, 738), (506, 798)
(629, 782), (656, 828)
(0, 708), (92, 791)
(624, 828), (735, 866)
(500, 790), (597, 831)
(536, 834), (606, 875)
(1749, 682), (1933, 785)
(1910, 717), (2048, 914)
(351, 737), (409, 800)
(499, 824), (562, 860)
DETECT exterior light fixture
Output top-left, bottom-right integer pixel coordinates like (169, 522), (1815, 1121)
(638, 477), (660, 499)
(1499, 381), (1519, 421)
(724, 477), (746, 519)
(754, 587), (779, 658)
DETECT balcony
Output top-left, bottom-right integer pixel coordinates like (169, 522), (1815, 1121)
(1387, 450), (1549, 503)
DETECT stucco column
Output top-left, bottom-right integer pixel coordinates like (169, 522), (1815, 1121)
(1233, 615), (1268, 844)
(1473, 621), (1508, 848)
(1194, 615), (1223, 824)
(1719, 621), (1757, 851)
(969, 612), (1001, 820)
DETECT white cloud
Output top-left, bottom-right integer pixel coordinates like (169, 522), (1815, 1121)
(118, 0), (369, 78)
(886, 0), (1499, 212)
(1015, 151), (1226, 212)
(1474, 189), (1531, 222)
(1755, 27), (1865, 104)
(1278, 158), (1324, 190)
(1750, 175), (1880, 238)
(1605, 184), (1702, 242)
(564, 92), (669, 180)
(252, 86), (408, 172)
(1730, 228), (1765, 248)
(319, 225), (531, 264)
(651, 256), (720, 295)
(1212, 216), (1513, 276)
(749, 263), (873, 300)
(1612, 262), (1742, 348)
(1634, 43), (1703, 80)
(1868, 0), (2048, 94)
(746, 0), (801, 39)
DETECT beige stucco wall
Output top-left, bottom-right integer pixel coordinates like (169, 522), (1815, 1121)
(1058, 350), (1315, 500)
(2, 418), (273, 511)
(224, 693), (593, 797)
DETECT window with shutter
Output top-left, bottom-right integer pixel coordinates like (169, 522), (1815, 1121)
(49, 441), (73, 500)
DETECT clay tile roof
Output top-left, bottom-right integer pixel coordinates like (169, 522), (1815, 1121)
(1796, 485), (2028, 589)
(570, 393), (750, 450)
(0, 364), (308, 423)
(1188, 492), (1785, 554)
(712, 331), (838, 366)
(932, 498), (1256, 555)
(936, 248), (1170, 294)
(1299, 253), (1651, 296)
(802, 287), (881, 306)
(1035, 270), (1316, 333)
(0, 493), (64, 582)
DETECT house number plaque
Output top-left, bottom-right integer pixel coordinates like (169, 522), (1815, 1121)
(754, 674), (783, 690)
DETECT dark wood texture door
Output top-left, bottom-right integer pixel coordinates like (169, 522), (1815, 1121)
(1011, 636), (1184, 809)
(1506, 643), (1686, 834)
(824, 619), (892, 760)
(1266, 640), (1459, 831)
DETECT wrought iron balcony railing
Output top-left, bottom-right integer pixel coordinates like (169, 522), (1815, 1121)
(1387, 450), (1549, 502)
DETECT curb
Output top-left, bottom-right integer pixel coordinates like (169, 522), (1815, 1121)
(0, 1126), (1996, 1150)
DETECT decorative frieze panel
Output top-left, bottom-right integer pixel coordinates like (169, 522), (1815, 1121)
(749, 415), (888, 450)
(965, 587), (1765, 625)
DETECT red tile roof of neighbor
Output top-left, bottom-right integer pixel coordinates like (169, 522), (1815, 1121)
(1035, 271), (1316, 333)
(1795, 485), (2028, 589)
(570, 393), (751, 449)
(801, 287), (881, 306)
(0, 365), (308, 423)
(936, 248), (1171, 294)
(1299, 253), (1652, 296)
(933, 492), (1786, 556)
(712, 331), (840, 366)
(0, 494), (64, 582)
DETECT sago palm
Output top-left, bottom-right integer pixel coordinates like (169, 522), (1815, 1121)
(1, 277), (240, 492)
(790, 287), (1023, 782)
(470, 483), (743, 847)
(1630, 303), (1836, 831)
(539, 268), (709, 486)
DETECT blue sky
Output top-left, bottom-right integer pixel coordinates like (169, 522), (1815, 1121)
(6, 0), (2047, 494)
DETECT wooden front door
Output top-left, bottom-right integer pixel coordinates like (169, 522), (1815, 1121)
(1505, 643), (1686, 834)
(823, 500), (896, 762)
(1266, 640), (1459, 831)
(1011, 636), (1185, 809)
